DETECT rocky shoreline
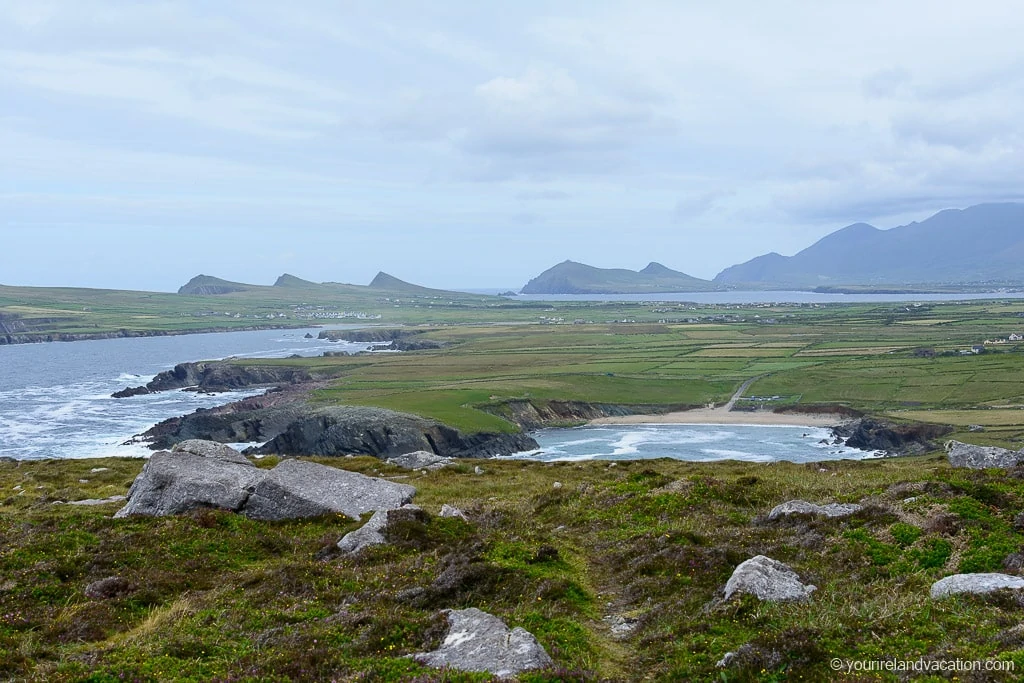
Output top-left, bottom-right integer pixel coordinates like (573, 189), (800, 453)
(0, 324), (309, 346)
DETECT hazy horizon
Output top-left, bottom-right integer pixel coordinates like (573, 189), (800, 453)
(4, 2), (1024, 291)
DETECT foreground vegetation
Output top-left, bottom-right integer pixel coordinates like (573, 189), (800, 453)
(3, 453), (1024, 681)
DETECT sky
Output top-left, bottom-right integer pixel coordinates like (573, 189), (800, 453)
(3, 1), (1024, 292)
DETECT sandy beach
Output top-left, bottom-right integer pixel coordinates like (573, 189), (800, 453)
(589, 408), (847, 427)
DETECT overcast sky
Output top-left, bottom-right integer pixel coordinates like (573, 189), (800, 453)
(3, 1), (1024, 291)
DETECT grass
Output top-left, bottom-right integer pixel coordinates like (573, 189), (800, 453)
(4, 453), (1024, 680)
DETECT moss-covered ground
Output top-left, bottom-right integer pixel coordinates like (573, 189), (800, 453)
(3, 453), (1024, 681)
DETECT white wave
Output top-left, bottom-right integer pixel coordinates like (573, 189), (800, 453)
(700, 448), (770, 462)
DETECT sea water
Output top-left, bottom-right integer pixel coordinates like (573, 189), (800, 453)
(519, 423), (877, 463)
(0, 326), (373, 460)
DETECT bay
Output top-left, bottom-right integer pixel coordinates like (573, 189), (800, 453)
(0, 326), (372, 461)
(519, 423), (877, 463)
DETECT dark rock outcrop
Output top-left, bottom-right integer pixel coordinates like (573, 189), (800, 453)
(114, 361), (314, 397)
(254, 406), (537, 459)
(413, 608), (554, 677)
(318, 328), (434, 343)
(832, 418), (952, 455)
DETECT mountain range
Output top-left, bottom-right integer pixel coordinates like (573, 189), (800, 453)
(177, 272), (471, 298)
(521, 203), (1024, 294)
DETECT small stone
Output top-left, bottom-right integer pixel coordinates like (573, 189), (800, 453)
(767, 500), (862, 521)
(413, 608), (553, 677)
(84, 576), (133, 600)
(336, 504), (422, 555)
(439, 504), (467, 520)
(90, 467), (110, 473)
(385, 451), (454, 471)
(930, 573), (1024, 599)
(552, 481), (563, 489)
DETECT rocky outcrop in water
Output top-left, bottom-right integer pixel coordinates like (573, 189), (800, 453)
(832, 418), (952, 455)
(945, 440), (1024, 469)
(141, 393), (537, 460)
(113, 361), (314, 397)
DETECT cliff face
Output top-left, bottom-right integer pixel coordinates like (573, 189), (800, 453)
(482, 400), (698, 430)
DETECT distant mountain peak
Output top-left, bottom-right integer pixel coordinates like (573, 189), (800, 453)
(522, 260), (718, 294)
(177, 275), (255, 295)
(273, 273), (319, 288)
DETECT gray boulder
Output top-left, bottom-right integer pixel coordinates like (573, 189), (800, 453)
(114, 452), (265, 518)
(413, 608), (553, 677)
(171, 439), (252, 465)
(337, 504), (421, 555)
(724, 555), (816, 602)
(930, 573), (1024, 599)
(385, 451), (454, 470)
(767, 500), (862, 521)
(115, 455), (415, 521)
(946, 440), (1024, 469)
(242, 458), (416, 521)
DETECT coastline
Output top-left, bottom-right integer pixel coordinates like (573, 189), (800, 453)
(589, 408), (845, 427)
(0, 323), (314, 346)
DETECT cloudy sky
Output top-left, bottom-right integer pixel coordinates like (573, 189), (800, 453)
(3, 1), (1024, 291)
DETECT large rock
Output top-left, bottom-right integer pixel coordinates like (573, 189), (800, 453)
(171, 439), (251, 465)
(115, 455), (415, 521)
(242, 458), (415, 521)
(413, 608), (553, 677)
(930, 573), (1024, 599)
(946, 440), (1024, 469)
(113, 452), (264, 518)
(767, 500), (862, 521)
(336, 504), (421, 554)
(385, 451), (454, 470)
(723, 555), (816, 602)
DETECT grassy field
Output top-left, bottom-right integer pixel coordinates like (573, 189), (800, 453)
(3, 453), (1024, 680)
(210, 300), (1024, 444)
